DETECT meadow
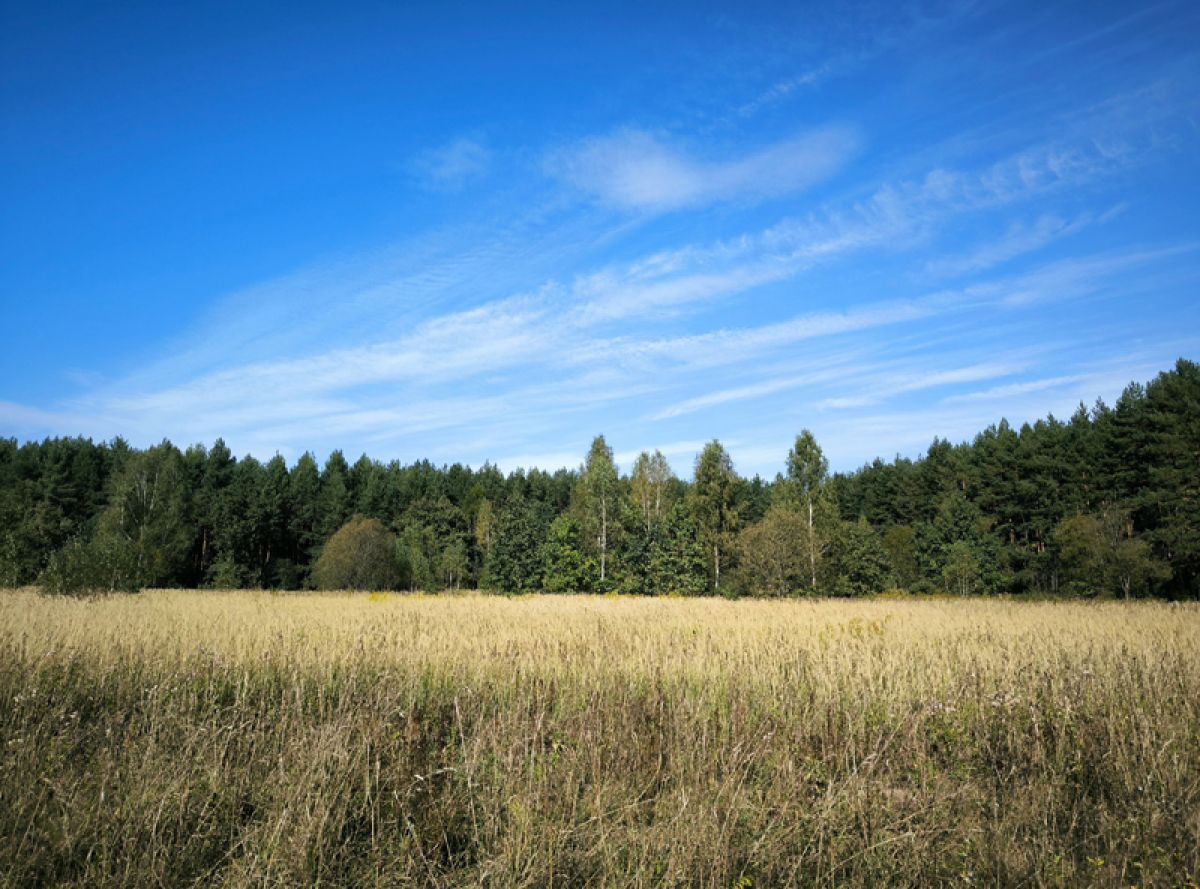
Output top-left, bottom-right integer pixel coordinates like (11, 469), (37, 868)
(1, 590), (1198, 887)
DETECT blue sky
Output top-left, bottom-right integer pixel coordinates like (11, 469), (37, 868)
(2, 0), (1198, 476)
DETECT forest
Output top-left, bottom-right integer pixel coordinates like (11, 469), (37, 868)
(2, 358), (1196, 599)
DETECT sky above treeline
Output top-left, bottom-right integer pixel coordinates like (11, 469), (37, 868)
(2, 1), (1198, 476)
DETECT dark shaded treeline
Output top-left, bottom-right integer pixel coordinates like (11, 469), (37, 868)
(1, 359), (1196, 597)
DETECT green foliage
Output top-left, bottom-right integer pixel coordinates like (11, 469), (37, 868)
(316, 451), (352, 541)
(1141, 359), (1200, 596)
(629, 449), (673, 529)
(824, 518), (891, 596)
(0, 436), (116, 586)
(577, 435), (620, 586)
(311, 516), (401, 591)
(619, 501), (706, 596)
(649, 504), (708, 596)
(691, 440), (740, 592)
(288, 452), (321, 566)
(881, 524), (919, 590)
(541, 515), (596, 592)
(37, 534), (140, 596)
(207, 556), (247, 590)
(2, 359), (1198, 600)
(735, 506), (807, 596)
(438, 537), (469, 590)
(98, 442), (191, 588)
(483, 501), (548, 593)
(474, 498), (495, 558)
(778, 429), (829, 509)
(941, 540), (982, 596)
(916, 492), (1006, 595)
(1054, 507), (1171, 597)
(395, 525), (434, 591)
(775, 430), (833, 590)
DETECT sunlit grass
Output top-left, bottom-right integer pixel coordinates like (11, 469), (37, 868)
(2, 589), (1198, 886)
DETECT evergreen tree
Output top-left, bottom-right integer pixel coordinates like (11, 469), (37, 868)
(881, 524), (920, 590)
(650, 502), (707, 596)
(540, 515), (595, 593)
(1141, 359), (1200, 596)
(825, 518), (891, 596)
(191, 439), (235, 582)
(3, 359), (1197, 601)
(483, 501), (547, 593)
(260, 454), (294, 587)
(316, 451), (351, 541)
(288, 452), (321, 575)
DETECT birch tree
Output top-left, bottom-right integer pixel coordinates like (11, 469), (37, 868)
(690, 440), (739, 592)
(579, 435), (619, 585)
(630, 449), (673, 531)
(778, 430), (830, 590)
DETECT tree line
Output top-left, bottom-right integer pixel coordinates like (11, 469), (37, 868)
(1, 358), (1196, 598)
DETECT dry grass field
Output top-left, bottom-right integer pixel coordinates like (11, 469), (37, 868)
(1, 590), (1198, 887)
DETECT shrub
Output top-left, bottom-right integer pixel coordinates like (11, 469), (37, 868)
(735, 507), (807, 596)
(312, 516), (401, 591)
(38, 535), (140, 596)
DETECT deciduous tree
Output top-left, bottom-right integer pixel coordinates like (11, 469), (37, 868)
(691, 441), (739, 592)
(578, 436), (619, 586)
(777, 430), (831, 590)
(312, 516), (401, 591)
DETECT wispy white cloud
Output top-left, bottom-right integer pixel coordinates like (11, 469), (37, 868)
(411, 137), (492, 191)
(570, 263), (791, 324)
(651, 365), (860, 421)
(20, 224), (1190, 471)
(735, 66), (832, 118)
(546, 125), (859, 212)
(0, 400), (89, 430)
(9, 80), (1195, 477)
(814, 361), (1024, 410)
(925, 209), (1117, 278)
(12, 235), (1193, 474)
(618, 297), (944, 376)
(941, 374), (1090, 404)
(997, 243), (1200, 305)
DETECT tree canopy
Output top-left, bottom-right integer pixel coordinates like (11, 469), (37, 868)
(2, 359), (1197, 599)
(312, 516), (401, 591)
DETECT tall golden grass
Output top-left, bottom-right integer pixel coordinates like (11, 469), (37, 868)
(1, 589), (1198, 886)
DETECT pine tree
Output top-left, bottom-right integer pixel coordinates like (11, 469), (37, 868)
(1141, 359), (1200, 595)
(540, 515), (595, 592)
(288, 452), (321, 573)
(316, 451), (351, 541)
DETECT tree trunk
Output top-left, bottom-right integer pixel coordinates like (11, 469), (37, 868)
(714, 543), (720, 591)
(808, 500), (817, 589)
(600, 499), (607, 583)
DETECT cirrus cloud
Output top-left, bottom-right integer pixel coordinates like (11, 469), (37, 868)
(546, 125), (860, 213)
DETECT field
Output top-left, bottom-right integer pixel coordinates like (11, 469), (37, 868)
(1, 591), (1198, 887)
